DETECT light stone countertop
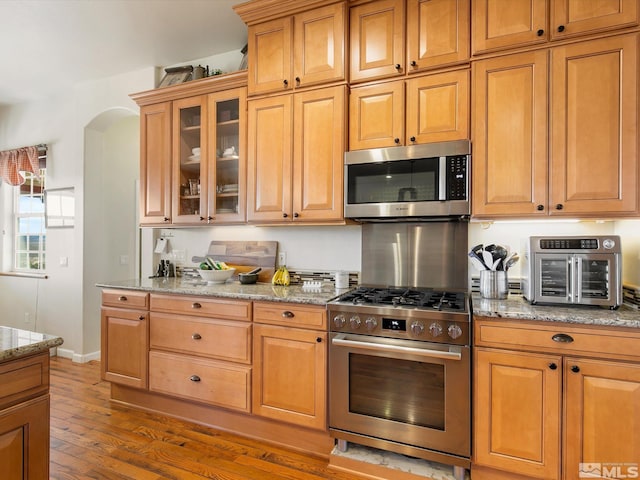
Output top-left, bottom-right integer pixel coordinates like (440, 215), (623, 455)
(472, 293), (640, 329)
(96, 277), (350, 306)
(0, 326), (64, 362)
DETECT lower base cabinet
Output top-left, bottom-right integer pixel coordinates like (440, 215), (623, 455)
(473, 317), (640, 480)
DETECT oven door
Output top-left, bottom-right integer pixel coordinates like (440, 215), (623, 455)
(329, 332), (470, 457)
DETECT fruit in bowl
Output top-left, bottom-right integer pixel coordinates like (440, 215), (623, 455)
(198, 267), (236, 284)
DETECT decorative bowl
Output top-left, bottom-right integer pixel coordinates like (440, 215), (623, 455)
(238, 272), (259, 284)
(198, 268), (235, 284)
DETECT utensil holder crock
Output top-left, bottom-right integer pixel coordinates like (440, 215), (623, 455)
(480, 270), (508, 299)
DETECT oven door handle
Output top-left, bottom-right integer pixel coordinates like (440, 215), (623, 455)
(331, 334), (463, 361)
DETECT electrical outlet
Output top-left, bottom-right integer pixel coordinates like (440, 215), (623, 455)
(278, 251), (287, 266)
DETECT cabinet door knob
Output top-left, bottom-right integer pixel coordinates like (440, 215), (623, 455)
(282, 212), (288, 218)
(394, 64), (401, 70)
(282, 311), (295, 318)
(548, 362), (558, 370)
(189, 375), (201, 382)
(295, 76), (301, 84)
(536, 204), (544, 211)
(537, 29), (544, 36)
(283, 79), (289, 86)
(571, 365), (580, 373)
(394, 138), (400, 144)
(118, 295), (127, 302)
(316, 337), (322, 343)
(410, 60), (417, 67)
(200, 216), (205, 221)
(552, 333), (574, 343)
(138, 315), (145, 321)
(163, 217), (170, 222)
(192, 302), (202, 309)
(556, 203), (564, 210)
(410, 136), (416, 142)
(192, 333), (202, 340)
(557, 25), (565, 33)
(293, 212), (299, 218)
(208, 216), (213, 221)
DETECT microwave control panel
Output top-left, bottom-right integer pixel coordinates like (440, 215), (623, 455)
(446, 155), (468, 200)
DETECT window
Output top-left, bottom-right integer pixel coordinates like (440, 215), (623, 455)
(14, 169), (46, 271)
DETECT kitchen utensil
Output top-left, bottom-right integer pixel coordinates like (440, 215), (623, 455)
(483, 250), (495, 270)
(468, 253), (488, 271)
(238, 267), (262, 284)
(504, 253), (519, 271)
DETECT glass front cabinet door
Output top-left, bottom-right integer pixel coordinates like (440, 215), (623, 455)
(171, 88), (246, 225)
(207, 87), (247, 223)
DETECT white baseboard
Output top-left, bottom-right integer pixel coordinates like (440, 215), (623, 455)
(56, 348), (101, 364)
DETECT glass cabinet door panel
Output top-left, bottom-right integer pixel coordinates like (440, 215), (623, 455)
(208, 87), (246, 222)
(173, 97), (207, 223)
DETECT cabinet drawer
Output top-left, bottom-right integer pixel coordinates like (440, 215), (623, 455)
(253, 301), (327, 330)
(475, 317), (640, 360)
(102, 289), (149, 309)
(148, 351), (251, 412)
(0, 353), (49, 409)
(150, 313), (251, 364)
(150, 294), (251, 321)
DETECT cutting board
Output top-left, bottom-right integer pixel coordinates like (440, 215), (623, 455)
(192, 241), (278, 283)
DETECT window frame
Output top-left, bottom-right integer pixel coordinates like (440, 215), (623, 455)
(13, 169), (47, 272)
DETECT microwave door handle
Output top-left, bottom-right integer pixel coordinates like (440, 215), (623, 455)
(332, 334), (462, 361)
(438, 156), (447, 201)
(568, 256), (576, 303)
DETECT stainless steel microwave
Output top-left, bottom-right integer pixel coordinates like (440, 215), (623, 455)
(522, 236), (622, 308)
(344, 140), (470, 220)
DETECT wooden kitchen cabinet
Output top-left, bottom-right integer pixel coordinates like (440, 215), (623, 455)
(139, 102), (171, 225)
(243, 2), (346, 96)
(473, 317), (640, 480)
(349, 69), (469, 149)
(247, 85), (346, 223)
(0, 352), (51, 480)
(148, 294), (252, 412)
(472, 0), (638, 55)
(350, 0), (470, 83)
(131, 72), (248, 226)
(101, 289), (149, 389)
(472, 34), (638, 219)
(252, 301), (327, 430)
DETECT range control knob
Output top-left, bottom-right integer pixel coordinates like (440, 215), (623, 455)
(350, 315), (362, 329)
(410, 321), (425, 336)
(429, 322), (443, 337)
(365, 317), (378, 332)
(333, 314), (346, 329)
(448, 324), (463, 340)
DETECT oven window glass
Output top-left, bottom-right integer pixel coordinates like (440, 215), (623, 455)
(539, 258), (569, 297)
(347, 158), (438, 204)
(581, 259), (609, 299)
(348, 353), (445, 430)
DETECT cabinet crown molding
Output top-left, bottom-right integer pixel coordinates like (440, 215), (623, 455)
(130, 70), (248, 106)
(233, 0), (343, 25)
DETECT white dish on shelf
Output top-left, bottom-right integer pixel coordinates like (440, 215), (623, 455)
(186, 155), (201, 162)
(221, 154), (239, 160)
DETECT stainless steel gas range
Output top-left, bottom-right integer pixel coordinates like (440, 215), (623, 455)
(328, 222), (471, 480)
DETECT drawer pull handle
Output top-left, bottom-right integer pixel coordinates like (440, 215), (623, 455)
(118, 296), (127, 301)
(192, 333), (202, 340)
(552, 333), (574, 343)
(192, 302), (202, 309)
(571, 365), (580, 373)
(548, 362), (558, 370)
(189, 375), (201, 382)
(282, 311), (295, 318)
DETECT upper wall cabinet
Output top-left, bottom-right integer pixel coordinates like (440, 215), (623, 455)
(472, 34), (638, 219)
(472, 0), (639, 55)
(237, 1), (346, 96)
(349, 0), (470, 83)
(131, 72), (248, 227)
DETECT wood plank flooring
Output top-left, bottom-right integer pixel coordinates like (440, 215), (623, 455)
(49, 356), (367, 480)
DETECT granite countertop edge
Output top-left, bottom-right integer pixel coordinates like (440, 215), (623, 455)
(97, 278), (347, 306)
(472, 293), (640, 329)
(0, 327), (64, 362)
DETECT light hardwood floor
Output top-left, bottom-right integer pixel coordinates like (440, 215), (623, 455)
(49, 356), (366, 480)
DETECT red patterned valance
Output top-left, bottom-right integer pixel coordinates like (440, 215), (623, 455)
(0, 145), (41, 185)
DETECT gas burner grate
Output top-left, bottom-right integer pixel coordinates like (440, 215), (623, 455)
(338, 287), (466, 311)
